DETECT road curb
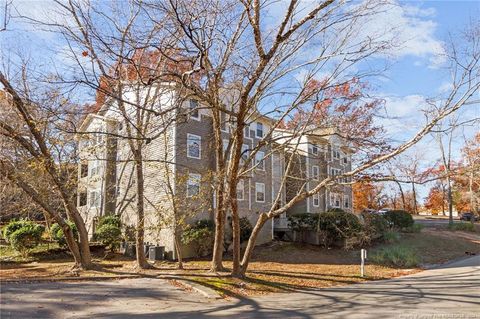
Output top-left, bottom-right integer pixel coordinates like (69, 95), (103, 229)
(159, 276), (222, 299)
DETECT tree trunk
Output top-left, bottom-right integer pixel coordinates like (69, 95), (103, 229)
(64, 202), (93, 267)
(210, 108), (226, 272)
(239, 213), (268, 277)
(447, 175), (453, 225)
(134, 154), (150, 269)
(397, 181), (406, 210)
(174, 227), (184, 270)
(230, 200), (241, 276)
(411, 181), (418, 214)
(211, 192), (226, 272)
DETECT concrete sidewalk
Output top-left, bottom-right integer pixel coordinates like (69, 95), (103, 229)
(1, 256), (479, 318)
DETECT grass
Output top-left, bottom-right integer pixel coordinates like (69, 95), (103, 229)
(370, 245), (419, 268)
(370, 229), (479, 267)
(403, 223), (424, 233)
(447, 222), (476, 232)
(383, 230), (401, 243)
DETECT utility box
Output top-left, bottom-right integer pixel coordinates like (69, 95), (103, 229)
(148, 246), (165, 261)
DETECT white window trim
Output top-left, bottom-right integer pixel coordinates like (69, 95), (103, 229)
(189, 99), (200, 121)
(187, 133), (202, 159)
(255, 151), (265, 171)
(329, 192), (341, 208)
(313, 193), (320, 207)
(256, 122), (264, 138)
(255, 182), (266, 203)
(187, 173), (201, 197)
(89, 190), (101, 208)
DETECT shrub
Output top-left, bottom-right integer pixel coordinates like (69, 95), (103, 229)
(448, 222), (475, 232)
(383, 230), (401, 243)
(93, 215), (123, 251)
(288, 211), (363, 248)
(403, 223), (424, 233)
(9, 223), (45, 257)
(317, 210), (363, 248)
(50, 222), (79, 247)
(182, 219), (215, 257)
(3, 220), (32, 242)
(287, 213), (318, 232)
(95, 224), (123, 251)
(361, 212), (389, 238)
(384, 210), (414, 230)
(97, 215), (122, 229)
(371, 245), (419, 268)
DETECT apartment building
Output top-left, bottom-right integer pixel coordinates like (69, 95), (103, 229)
(272, 128), (353, 230)
(77, 86), (281, 258)
(77, 87), (352, 258)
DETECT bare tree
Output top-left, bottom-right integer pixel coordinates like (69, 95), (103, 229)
(0, 73), (93, 269)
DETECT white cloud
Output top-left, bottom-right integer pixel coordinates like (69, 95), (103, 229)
(377, 94), (429, 138)
(353, 1), (445, 67)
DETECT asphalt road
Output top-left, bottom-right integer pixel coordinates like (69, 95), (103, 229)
(1, 256), (479, 318)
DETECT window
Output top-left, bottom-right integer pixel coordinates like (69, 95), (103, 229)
(80, 162), (88, 178)
(237, 180), (245, 200)
(89, 161), (101, 176)
(329, 193), (341, 208)
(241, 144), (249, 163)
(312, 165), (319, 180)
(79, 192), (87, 207)
(118, 122), (124, 132)
(255, 151), (265, 170)
(311, 144), (318, 155)
(332, 147), (341, 159)
(187, 173), (201, 197)
(89, 191), (100, 208)
(189, 99), (200, 120)
(331, 168), (341, 177)
(343, 156), (348, 164)
(313, 193), (320, 207)
(344, 195), (350, 208)
(256, 122), (264, 138)
(255, 183), (265, 202)
(187, 134), (201, 159)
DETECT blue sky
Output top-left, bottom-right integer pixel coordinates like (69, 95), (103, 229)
(1, 0), (479, 202)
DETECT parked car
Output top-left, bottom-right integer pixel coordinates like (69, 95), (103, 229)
(459, 212), (479, 222)
(377, 209), (391, 216)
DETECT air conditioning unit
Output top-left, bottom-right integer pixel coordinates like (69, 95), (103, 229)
(148, 246), (165, 261)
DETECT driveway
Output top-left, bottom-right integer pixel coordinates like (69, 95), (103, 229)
(1, 256), (479, 318)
